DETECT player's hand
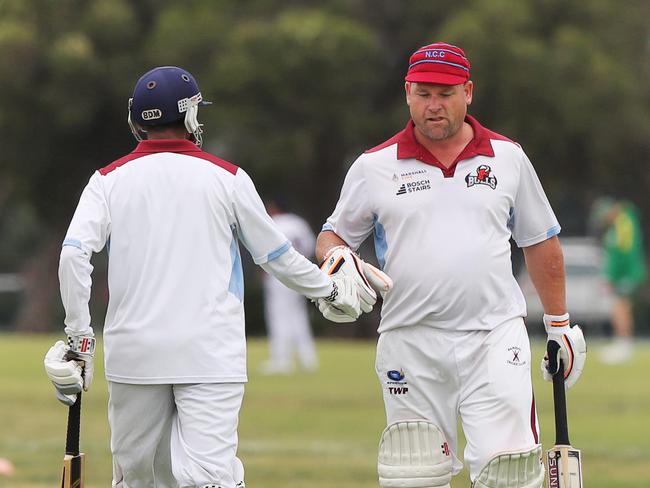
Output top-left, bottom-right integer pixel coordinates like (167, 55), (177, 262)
(44, 340), (84, 406)
(66, 332), (96, 392)
(320, 246), (378, 313)
(316, 275), (362, 323)
(541, 313), (586, 389)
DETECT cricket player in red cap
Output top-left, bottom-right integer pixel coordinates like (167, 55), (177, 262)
(316, 42), (587, 487)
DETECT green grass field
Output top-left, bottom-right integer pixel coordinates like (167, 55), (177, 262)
(1, 334), (649, 487)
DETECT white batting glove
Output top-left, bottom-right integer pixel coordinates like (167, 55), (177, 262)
(66, 331), (96, 392)
(316, 275), (362, 323)
(44, 340), (83, 406)
(320, 246), (377, 313)
(541, 313), (586, 389)
(361, 261), (393, 299)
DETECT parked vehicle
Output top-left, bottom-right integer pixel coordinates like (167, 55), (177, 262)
(517, 237), (613, 332)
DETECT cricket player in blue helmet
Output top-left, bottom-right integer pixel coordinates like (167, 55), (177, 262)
(45, 65), (370, 488)
(128, 66), (211, 147)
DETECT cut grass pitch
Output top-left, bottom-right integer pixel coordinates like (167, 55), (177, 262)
(0, 334), (649, 487)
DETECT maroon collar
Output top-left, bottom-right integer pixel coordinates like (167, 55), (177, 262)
(396, 115), (495, 177)
(132, 139), (202, 154)
(100, 138), (239, 176)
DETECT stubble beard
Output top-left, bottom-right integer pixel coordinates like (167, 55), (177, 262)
(421, 117), (462, 142)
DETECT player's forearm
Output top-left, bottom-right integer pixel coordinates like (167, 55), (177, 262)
(315, 230), (349, 264)
(522, 236), (567, 315)
(58, 245), (94, 335)
(260, 247), (333, 299)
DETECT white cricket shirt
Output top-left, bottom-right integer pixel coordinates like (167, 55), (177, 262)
(60, 139), (331, 384)
(324, 116), (560, 333)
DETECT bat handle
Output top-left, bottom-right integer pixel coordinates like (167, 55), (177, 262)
(552, 361), (570, 446)
(65, 392), (82, 456)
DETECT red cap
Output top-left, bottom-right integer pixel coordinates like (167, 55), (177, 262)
(405, 42), (470, 85)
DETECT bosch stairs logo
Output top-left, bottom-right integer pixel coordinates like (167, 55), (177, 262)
(394, 169), (431, 196)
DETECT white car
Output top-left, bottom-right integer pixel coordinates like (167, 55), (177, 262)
(516, 237), (613, 330)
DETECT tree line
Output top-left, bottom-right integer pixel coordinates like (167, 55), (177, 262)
(0, 0), (648, 333)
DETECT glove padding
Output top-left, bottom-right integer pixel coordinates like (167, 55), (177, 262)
(316, 275), (362, 323)
(44, 340), (84, 406)
(67, 332), (96, 392)
(320, 246), (377, 313)
(361, 261), (393, 299)
(541, 313), (586, 389)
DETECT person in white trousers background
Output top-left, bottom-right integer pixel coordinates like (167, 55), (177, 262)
(260, 199), (319, 374)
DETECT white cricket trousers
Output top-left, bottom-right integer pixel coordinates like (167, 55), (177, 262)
(375, 317), (540, 481)
(108, 382), (245, 488)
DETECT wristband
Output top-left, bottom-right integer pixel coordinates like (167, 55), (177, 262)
(543, 313), (571, 334)
(67, 334), (96, 356)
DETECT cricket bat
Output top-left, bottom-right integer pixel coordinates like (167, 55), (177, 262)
(546, 362), (583, 487)
(61, 392), (85, 488)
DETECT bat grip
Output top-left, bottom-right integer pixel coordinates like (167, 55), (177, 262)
(65, 392), (82, 456)
(552, 361), (570, 446)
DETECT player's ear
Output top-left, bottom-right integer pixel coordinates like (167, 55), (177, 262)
(464, 81), (473, 106)
(405, 82), (412, 106)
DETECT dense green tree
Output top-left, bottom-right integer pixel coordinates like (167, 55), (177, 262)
(0, 0), (648, 332)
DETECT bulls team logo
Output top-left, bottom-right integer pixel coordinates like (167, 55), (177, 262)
(466, 164), (497, 189)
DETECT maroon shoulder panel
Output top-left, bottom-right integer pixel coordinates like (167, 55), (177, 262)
(99, 153), (144, 176)
(189, 151), (239, 175)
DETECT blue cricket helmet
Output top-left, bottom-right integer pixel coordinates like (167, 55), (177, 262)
(127, 66), (211, 146)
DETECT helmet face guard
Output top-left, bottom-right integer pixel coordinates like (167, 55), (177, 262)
(127, 66), (211, 147)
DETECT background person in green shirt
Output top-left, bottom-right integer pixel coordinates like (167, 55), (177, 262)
(591, 197), (647, 364)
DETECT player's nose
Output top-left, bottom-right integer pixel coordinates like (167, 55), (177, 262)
(426, 97), (444, 112)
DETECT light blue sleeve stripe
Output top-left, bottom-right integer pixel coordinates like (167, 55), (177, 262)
(62, 238), (83, 250)
(546, 225), (561, 239)
(321, 222), (334, 232)
(409, 59), (470, 72)
(373, 215), (388, 270)
(228, 233), (244, 301)
(507, 207), (515, 232)
(267, 241), (292, 262)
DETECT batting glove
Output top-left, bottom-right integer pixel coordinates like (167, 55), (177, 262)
(361, 261), (393, 299)
(44, 340), (83, 406)
(541, 313), (587, 389)
(316, 275), (362, 323)
(320, 246), (378, 313)
(66, 331), (96, 392)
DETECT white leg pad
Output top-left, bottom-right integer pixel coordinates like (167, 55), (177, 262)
(472, 445), (544, 488)
(378, 420), (453, 488)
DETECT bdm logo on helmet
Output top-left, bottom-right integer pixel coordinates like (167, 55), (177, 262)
(141, 109), (162, 121)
